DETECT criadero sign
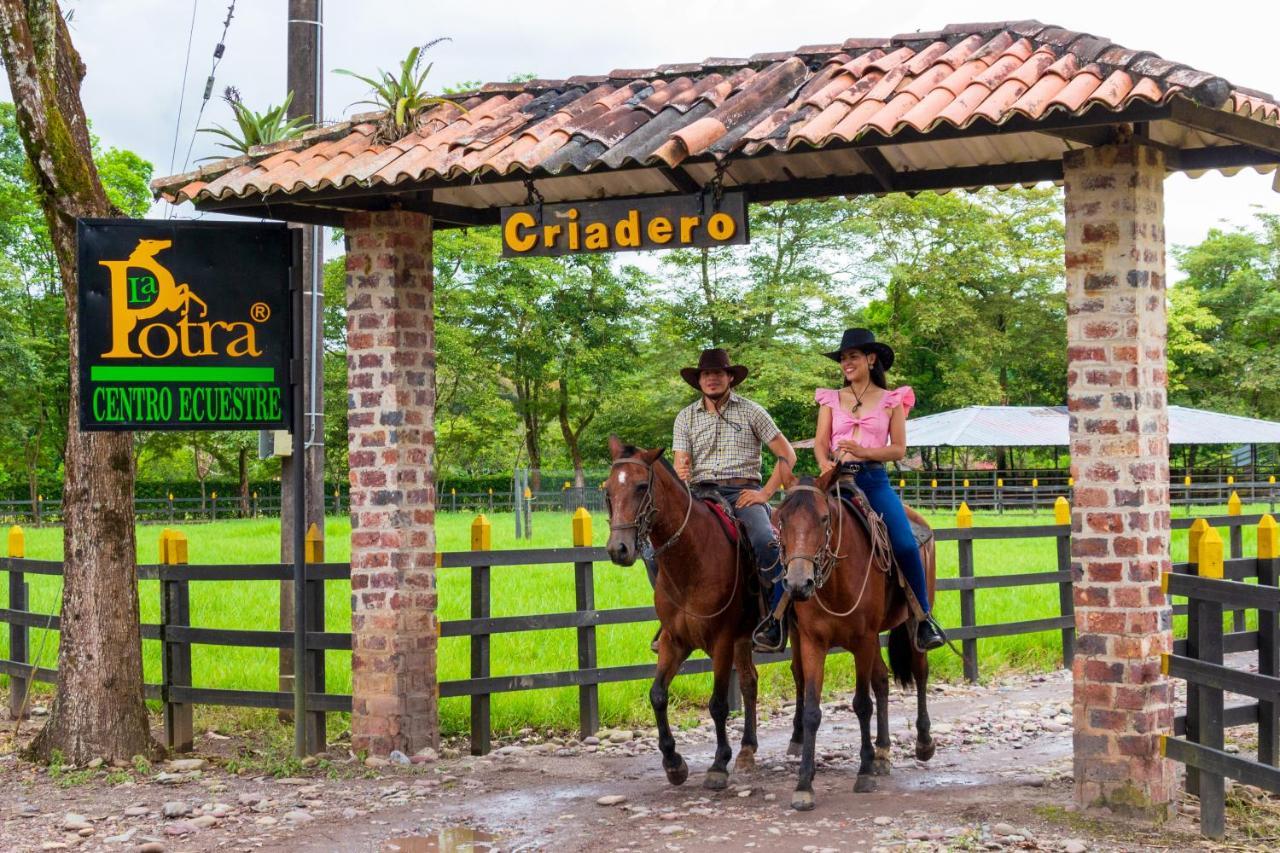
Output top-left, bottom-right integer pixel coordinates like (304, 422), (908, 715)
(77, 219), (293, 431)
(500, 191), (749, 257)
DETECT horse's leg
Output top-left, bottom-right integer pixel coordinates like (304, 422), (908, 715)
(703, 638), (735, 790)
(913, 645), (935, 762)
(733, 639), (758, 773)
(651, 630), (692, 785)
(852, 634), (880, 793)
(788, 627), (805, 758)
(872, 651), (892, 776)
(791, 635), (826, 811)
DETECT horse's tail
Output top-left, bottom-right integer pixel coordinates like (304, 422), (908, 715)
(887, 623), (914, 689)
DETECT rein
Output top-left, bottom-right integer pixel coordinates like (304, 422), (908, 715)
(608, 456), (740, 621)
(781, 481), (888, 619)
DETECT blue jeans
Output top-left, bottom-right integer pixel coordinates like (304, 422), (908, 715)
(854, 466), (930, 614)
(715, 485), (784, 612)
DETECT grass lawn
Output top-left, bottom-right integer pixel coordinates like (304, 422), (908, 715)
(2, 502), (1273, 736)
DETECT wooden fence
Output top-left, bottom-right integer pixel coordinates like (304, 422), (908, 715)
(0, 506), (1271, 760)
(1161, 516), (1280, 839)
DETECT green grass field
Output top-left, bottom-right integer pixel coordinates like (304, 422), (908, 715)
(1, 502), (1273, 736)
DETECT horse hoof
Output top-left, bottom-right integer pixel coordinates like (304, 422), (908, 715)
(787, 740), (803, 758)
(703, 769), (729, 790)
(872, 758), (892, 777)
(791, 790), (815, 811)
(665, 758), (689, 786)
(854, 774), (877, 793)
(734, 749), (756, 773)
(916, 738), (936, 763)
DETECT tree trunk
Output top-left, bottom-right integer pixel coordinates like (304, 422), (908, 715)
(238, 446), (250, 518)
(1, 0), (158, 762)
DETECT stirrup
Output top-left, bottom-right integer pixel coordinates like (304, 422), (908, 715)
(913, 615), (946, 653)
(752, 614), (787, 654)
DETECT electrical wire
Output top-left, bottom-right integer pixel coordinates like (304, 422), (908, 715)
(170, 0), (238, 216)
(164, 0), (200, 218)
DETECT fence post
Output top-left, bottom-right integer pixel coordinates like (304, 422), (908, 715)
(7, 525), (29, 719)
(956, 502), (978, 682)
(1269, 475), (1276, 515)
(211, 491), (217, 522)
(303, 523), (326, 754)
(1031, 478), (1039, 513)
(1195, 525), (1227, 839)
(572, 507), (602, 737)
(1228, 491), (1245, 631)
(470, 514), (492, 755)
(160, 528), (194, 753)
(1184, 475), (1193, 516)
(996, 477), (1004, 515)
(1053, 497), (1075, 668)
(1183, 518), (1209, 796)
(1258, 514), (1279, 766)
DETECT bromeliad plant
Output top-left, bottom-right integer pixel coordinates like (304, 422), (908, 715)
(335, 38), (462, 142)
(199, 87), (313, 159)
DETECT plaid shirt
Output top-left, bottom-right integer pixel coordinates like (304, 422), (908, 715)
(672, 393), (782, 483)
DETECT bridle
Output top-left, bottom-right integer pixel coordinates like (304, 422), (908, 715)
(779, 481), (882, 618)
(607, 456), (693, 560)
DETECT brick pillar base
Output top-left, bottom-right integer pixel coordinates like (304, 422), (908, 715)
(345, 210), (438, 755)
(1065, 143), (1177, 817)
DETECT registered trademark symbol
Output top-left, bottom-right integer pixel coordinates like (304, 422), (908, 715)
(250, 302), (270, 323)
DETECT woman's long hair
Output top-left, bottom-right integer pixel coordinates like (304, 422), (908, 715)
(843, 350), (888, 390)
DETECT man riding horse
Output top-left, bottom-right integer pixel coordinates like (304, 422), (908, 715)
(665, 347), (797, 652)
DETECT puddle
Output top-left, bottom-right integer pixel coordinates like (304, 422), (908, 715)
(383, 827), (496, 852)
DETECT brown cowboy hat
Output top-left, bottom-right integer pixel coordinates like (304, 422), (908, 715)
(680, 348), (749, 390)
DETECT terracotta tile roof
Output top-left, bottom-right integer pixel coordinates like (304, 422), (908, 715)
(154, 20), (1280, 207)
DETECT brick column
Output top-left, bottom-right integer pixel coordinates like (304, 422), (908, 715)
(1065, 143), (1176, 818)
(344, 210), (438, 755)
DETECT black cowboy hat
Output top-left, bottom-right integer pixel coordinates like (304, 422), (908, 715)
(824, 328), (895, 371)
(680, 348), (749, 390)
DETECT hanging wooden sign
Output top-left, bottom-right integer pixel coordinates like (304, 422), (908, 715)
(77, 219), (294, 431)
(500, 191), (749, 257)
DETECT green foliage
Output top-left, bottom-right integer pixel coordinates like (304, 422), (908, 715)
(198, 88), (313, 159)
(335, 39), (459, 140)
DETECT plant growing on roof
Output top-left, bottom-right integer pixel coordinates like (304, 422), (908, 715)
(335, 38), (463, 142)
(198, 87), (313, 159)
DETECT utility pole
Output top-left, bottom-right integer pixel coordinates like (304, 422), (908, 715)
(280, 0), (325, 717)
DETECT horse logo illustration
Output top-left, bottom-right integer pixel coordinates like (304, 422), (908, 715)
(99, 239), (210, 359)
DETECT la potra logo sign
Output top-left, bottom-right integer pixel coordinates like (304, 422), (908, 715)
(78, 220), (292, 432)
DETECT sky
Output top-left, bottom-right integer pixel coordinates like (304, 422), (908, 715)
(6, 0), (1280, 277)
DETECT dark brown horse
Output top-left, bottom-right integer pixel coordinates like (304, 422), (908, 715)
(775, 470), (937, 810)
(604, 436), (759, 789)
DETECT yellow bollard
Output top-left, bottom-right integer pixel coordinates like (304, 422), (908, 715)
(572, 507), (592, 547)
(956, 502), (973, 528)
(1258, 515), (1278, 560)
(1054, 496), (1070, 526)
(471, 514), (491, 551)
(161, 528), (189, 565)
(305, 523), (324, 563)
(1197, 525), (1224, 579)
(1228, 491), (1242, 516)
(8, 524), (24, 558)
(1188, 518), (1209, 568)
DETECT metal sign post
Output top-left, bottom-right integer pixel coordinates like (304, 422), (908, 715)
(289, 229), (307, 758)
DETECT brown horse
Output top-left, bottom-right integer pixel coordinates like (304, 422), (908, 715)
(604, 436), (759, 789)
(775, 470), (937, 810)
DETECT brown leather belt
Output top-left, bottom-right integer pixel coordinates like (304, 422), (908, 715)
(695, 478), (762, 489)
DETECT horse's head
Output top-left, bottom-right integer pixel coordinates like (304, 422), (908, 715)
(775, 470), (840, 602)
(605, 435), (666, 566)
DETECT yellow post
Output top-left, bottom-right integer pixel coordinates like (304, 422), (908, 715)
(898, 479), (906, 489)
(1227, 475), (1235, 486)
(1068, 476), (1075, 487)
(572, 507), (592, 547)
(1258, 514), (1278, 560)
(962, 479), (970, 489)
(1188, 518), (1209, 568)
(471, 514), (491, 551)
(564, 481), (571, 490)
(997, 478), (1004, 488)
(1054, 496), (1071, 525)
(211, 491), (216, 500)
(1184, 475), (1192, 487)
(8, 524), (24, 557)
(1032, 478), (1039, 489)
(930, 479), (938, 489)
(305, 522), (324, 563)
(160, 528), (188, 565)
(1270, 475), (1277, 486)
(1198, 525), (1224, 579)
(956, 502), (973, 528)
(1228, 491), (1242, 516)
(523, 487), (532, 499)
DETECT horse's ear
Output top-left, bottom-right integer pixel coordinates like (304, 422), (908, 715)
(643, 446), (666, 463)
(608, 435), (624, 459)
(815, 466), (839, 493)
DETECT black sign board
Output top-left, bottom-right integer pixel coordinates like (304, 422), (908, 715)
(77, 219), (293, 431)
(500, 191), (749, 258)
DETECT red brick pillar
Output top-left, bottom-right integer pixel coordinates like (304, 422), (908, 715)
(1065, 143), (1176, 817)
(344, 210), (438, 755)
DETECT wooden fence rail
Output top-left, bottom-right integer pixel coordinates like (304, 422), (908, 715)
(0, 508), (1271, 759)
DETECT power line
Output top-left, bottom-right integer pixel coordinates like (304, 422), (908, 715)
(173, 0), (238, 211)
(166, 0), (200, 179)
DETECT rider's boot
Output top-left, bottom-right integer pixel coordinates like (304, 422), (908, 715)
(751, 576), (787, 654)
(915, 614), (946, 651)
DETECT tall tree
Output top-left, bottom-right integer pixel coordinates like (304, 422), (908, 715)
(0, 1), (157, 760)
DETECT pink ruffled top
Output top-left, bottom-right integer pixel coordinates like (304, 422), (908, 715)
(815, 386), (916, 449)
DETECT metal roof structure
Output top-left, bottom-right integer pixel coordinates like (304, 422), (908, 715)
(151, 20), (1280, 226)
(901, 405), (1280, 447)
